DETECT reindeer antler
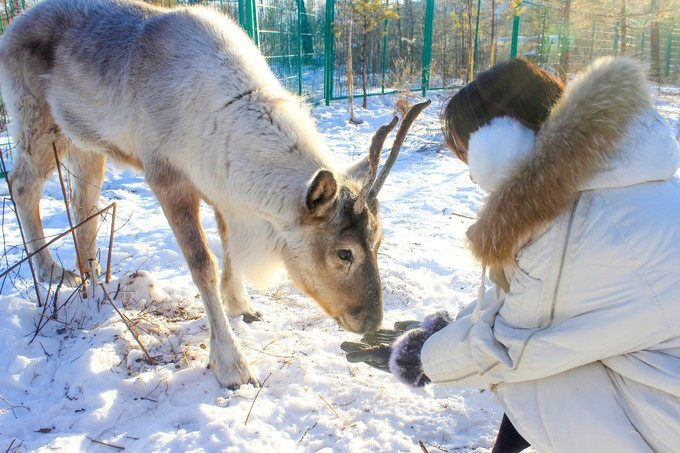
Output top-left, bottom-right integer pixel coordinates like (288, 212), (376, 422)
(353, 100), (431, 214)
(353, 116), (399, 214)
(369, 99), (431, 200)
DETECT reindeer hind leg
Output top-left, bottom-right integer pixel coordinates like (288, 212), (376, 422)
(7, 109), (81, 285)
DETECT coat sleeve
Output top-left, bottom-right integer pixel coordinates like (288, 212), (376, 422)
(422, 284), (678, 387)
(420, 288), (504, 387)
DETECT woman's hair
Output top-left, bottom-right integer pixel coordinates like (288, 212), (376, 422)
(441, 59), (565, 162)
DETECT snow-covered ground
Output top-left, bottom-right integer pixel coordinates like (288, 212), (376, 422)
(1, 91), (678, 453)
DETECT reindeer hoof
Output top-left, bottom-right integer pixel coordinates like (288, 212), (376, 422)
(84, 260), (101, 279)
(38, 265), (81, 287)
(227, 378), (259, 391)
(209, 348), (257, 389)
(242, 311), (263, 323)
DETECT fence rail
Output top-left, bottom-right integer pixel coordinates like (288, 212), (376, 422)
(0, 0), (677, 110)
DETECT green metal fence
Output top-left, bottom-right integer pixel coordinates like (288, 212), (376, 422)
(0, 0), (677, 111)
(663, 24), (679, 83)
(256, 0), (326, 101)
(325, 0), (679, 105)
(0, 0), (677, 180)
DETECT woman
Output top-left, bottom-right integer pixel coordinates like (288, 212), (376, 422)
(344, 57), (680, 452)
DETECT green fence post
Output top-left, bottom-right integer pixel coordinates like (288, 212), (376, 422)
(539, 9), (547, 66)
(296, 0), (303, 96)
(613, 20), (620, 54)
(381, 0), (390, 94)
(665, 26), (674, 81)
(244, 0), (258, 46)
(421, 0), (434, 96)
(324, 0), (335, 105)
(589, 22), (596, 62)
(252, 0), (259, 46)
(510, 1), (521, 59)
(237, 0), (246, 27)
(472, 0), (481, 73)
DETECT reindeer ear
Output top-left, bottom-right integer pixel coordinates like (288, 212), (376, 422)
(344, 156), (371, 185)
(306, 169), (338, 216)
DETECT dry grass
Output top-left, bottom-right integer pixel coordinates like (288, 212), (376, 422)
(389, 58), (419, 118)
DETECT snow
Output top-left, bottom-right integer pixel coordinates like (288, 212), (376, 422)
(1, 91), (678, 453)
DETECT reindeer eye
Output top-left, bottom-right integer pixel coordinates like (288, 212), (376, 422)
(337, 250), (352, 261)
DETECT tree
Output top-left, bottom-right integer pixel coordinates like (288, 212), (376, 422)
(490, 0), (497, 65)
(650, 0), (661, 82)
(335, 0), (361, 123)
(620, 0), (627, 55)
(559, 0), (572, 83)
(465, 0), (474, 82)
(346, 3), (360, 123)
(352, 0), (398, 108)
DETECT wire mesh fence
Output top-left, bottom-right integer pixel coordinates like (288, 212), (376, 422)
(662, 24), (679, 83)
(0, 0), (677, 179)
(0, 0), (676, 116)
(0, 0), (676, 299)
(327, 0), (679, 105)
(257, 0), (326, 101)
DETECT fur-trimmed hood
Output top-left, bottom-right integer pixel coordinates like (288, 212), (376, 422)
(466, 57), (679, 271)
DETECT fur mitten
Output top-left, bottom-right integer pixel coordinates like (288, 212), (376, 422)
(388, 311), (452, 387)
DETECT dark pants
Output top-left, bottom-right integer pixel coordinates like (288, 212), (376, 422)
(491, 414), (530, 453)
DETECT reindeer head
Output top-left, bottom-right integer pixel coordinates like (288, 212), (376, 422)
(283, 100), (431, 334)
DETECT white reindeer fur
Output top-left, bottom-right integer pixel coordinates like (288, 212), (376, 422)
(1, 0), (334, 285)
(0, 0), (385, 388)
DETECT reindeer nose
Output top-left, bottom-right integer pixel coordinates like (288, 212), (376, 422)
(354, 306), (382, 333)
(362, 314), (382, 333)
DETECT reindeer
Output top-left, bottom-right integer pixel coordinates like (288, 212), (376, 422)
(0, 0), (429, 388)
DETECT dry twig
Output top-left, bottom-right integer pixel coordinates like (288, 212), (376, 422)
(100, 283), (154, 364)
(0, 204), (116, 281)
(0, 147), (42, 306)
(87, 437), (125, 450)
(0, 396), (29, 419)
(298, 422), (318, 445)
(53, 144), (87, 296)
(243, 345), (295, 359)
(313, 391), (340, 419)
(4, 438), (16, 453)
(244, 372), (272, 426)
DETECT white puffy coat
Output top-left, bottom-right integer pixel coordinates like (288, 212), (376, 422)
(421, 58), (680, 452)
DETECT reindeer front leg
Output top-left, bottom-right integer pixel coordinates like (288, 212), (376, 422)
(214, 209), (261, 322)
(68, 147), (107, 279)
(147, 171), (257, 389)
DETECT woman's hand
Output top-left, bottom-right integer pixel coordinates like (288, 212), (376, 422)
(341, 312), (452, 387)
(340, 319), (420, 372)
